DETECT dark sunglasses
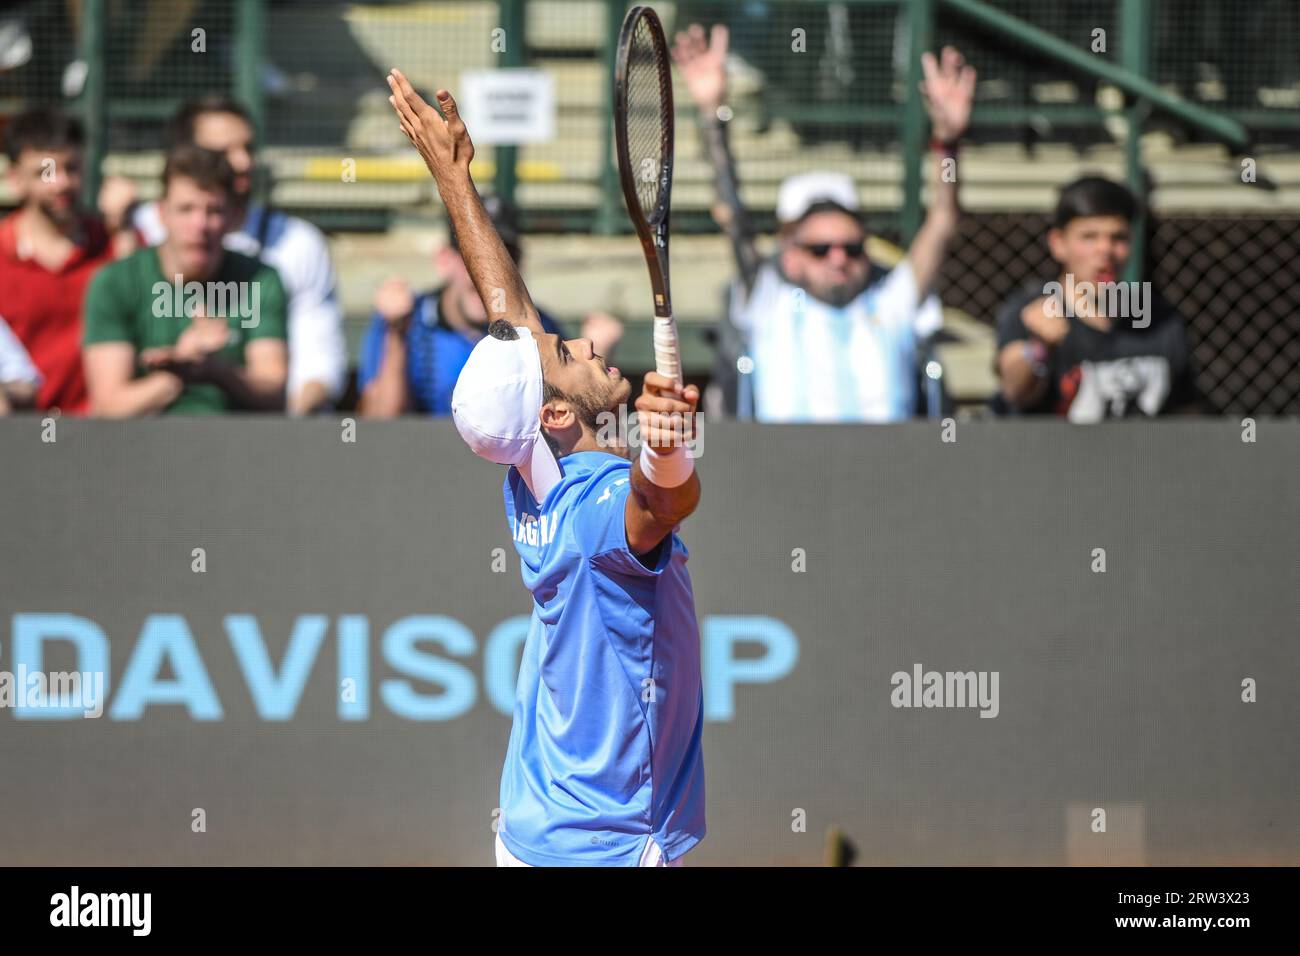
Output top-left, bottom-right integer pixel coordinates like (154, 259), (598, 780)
(796, 241), (867, 259)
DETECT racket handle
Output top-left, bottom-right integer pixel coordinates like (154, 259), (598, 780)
(653, 314), (682, 385)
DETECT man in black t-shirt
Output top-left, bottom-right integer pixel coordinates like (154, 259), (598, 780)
(994, 177), (1198, 421)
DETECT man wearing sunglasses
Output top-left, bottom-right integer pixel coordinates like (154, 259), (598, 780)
(673, 25), (975, 421)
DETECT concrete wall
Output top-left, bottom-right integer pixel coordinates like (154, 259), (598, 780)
(1, 419), (1295, 865)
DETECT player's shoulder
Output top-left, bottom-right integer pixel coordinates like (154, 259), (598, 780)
(502, 451), (630, 517)
(569, 449), (632, 478)
(556, 452), (633, 507)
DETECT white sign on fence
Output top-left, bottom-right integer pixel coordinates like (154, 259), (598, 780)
(458, 69), (555, 145)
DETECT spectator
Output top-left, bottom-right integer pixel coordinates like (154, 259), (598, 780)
(82, 145), (288, 416)
(993, 176), (1198, 420)
(106, 96), (346, 414)
(672, 24), (975, 422)
(0, 315), (40, 414)
(357, 195), (621, 417)
(0, 108), (124, 414)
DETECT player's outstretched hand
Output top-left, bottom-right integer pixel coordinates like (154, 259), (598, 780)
(636, 371), (699, 452)
(920, 46), (976, 144)
(387, 68), (474, 186)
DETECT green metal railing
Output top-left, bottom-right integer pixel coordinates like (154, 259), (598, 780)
(938, 0), (1249, 280)
(493, 0), (527, 204)
(78, 0), (107, 208)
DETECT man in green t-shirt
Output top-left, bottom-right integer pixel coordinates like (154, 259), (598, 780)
(83, 144), (288, 414)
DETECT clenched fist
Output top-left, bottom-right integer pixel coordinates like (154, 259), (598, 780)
(636, 372), (699, 453)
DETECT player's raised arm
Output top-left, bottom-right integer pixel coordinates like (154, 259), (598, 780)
(386, 68), (545, 338)
(906, 47), (976, 299)
(625, 372), (702, 556)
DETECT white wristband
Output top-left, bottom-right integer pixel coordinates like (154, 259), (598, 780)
(639, 442), (695, 488)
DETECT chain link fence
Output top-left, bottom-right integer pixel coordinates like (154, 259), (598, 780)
(0, 0), (240, 129)
(1153, 215), (1300, 415)
(1, 0), (1297, 411)
(938, 212), (1300, 415)
(6, 1), (1299, 219)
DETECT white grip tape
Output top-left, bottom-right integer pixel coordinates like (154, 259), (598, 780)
(653, 314), (681, 384)
(639, 442), (694, 488)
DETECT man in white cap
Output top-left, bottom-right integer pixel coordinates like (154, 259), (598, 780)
(387, 69), (705, 867)
(673, 25), (976, 421)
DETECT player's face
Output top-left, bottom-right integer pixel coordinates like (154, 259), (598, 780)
(192, 112), (256, 201)
(537, 333), (630, 426)
(9, 147), (82, 226)
(1049, 215), (1131, 286)
(160, 176), (230, 278)
(780, 210), (871, 307)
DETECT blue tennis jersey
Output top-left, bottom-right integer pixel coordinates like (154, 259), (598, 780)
(497, 450), (706, 866)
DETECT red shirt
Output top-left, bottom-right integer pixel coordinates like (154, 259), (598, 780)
(0, 211), (114, 414)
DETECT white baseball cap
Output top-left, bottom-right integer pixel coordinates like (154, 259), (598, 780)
(776, 171), (860, 225)
(451, 325), (563, 504)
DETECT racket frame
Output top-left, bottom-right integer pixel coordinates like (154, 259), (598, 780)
(613, 3), (675, 322)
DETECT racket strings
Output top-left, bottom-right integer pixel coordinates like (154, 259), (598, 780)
(626, 14), (671, 221)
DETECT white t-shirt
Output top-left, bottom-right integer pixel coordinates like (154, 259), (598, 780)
(0, 315), (41, 387)
(134, 201), (347, 404)
(732, 259), (942, 422)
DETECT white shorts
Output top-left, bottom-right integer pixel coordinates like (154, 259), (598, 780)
(494, 833), (684, 867)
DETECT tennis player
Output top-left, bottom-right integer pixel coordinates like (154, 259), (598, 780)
(387, 70), (705, 867)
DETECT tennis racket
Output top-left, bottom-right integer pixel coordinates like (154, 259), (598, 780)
(614, 4), (680, 384)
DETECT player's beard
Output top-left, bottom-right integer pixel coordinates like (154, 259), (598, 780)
(541, 384), (609, 459)
(570, 387), (609, 433)
(543, 381), (609, 436)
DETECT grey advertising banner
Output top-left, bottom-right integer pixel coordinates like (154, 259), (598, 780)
(1, 419), (1296, 865)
